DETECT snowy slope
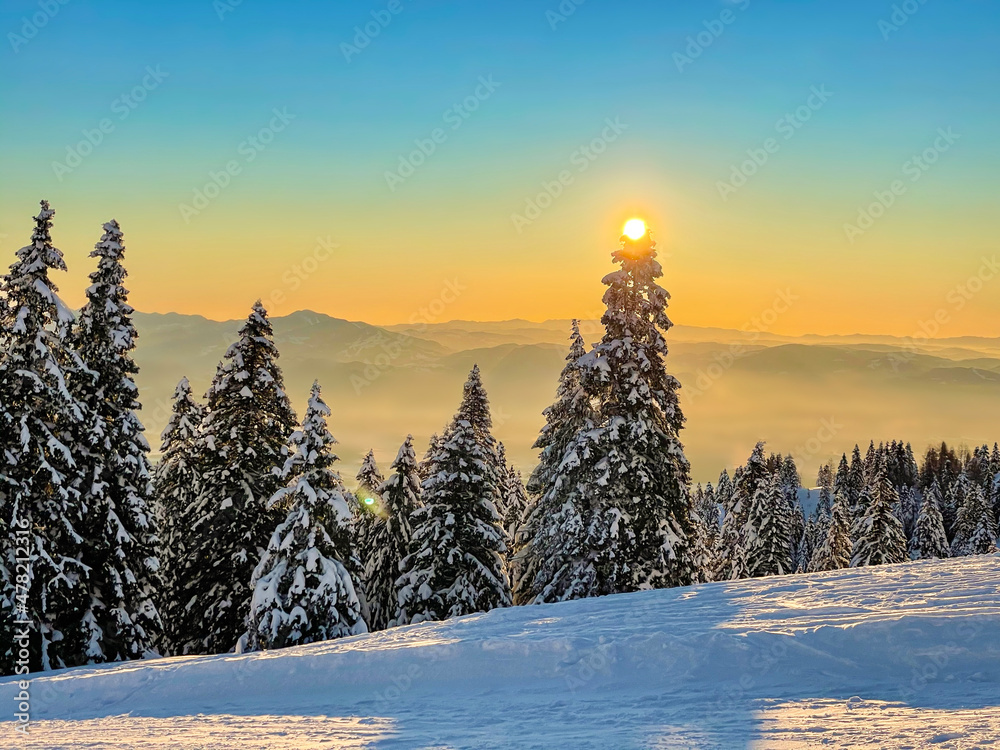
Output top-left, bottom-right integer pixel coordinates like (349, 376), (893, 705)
(4, 555), (1000, 749)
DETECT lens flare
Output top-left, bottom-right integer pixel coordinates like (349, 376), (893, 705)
(363, 497), (375, 506)
(623, 219), (646, 240)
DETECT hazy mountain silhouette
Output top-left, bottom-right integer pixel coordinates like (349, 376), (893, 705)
(133, 311), (1000, 484)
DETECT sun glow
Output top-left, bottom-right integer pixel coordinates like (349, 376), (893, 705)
(623, 218), (647, 240)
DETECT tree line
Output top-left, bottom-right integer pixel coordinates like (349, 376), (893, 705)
(1, 201), (997, 674)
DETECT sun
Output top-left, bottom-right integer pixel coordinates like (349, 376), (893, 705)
(623, 218), (647, 240)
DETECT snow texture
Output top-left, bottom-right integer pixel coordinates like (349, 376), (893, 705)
(3, 554), (999, 748)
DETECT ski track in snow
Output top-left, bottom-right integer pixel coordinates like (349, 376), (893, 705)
(4, 555), (999, 748)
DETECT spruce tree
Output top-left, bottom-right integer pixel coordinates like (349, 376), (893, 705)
(951, 483), (998, 556)
(0, 201), (91, 671)
(366, 436), (421, 631)
(396, 367), (510, 623)
(519, 228), (695, 600)
(417, 433), (443, 483)
(176, 301), (297, 654)
(525, 320), (594, 497)
(851, 457), (907, 567)
(848, 445), (866, 515)
(70, 219), (161, 663)
(908, 488), (950, 560)
(723, 445), (770, 580)
(351, 448), (384, 618)
(153, 377), (205, 654)
(808, 490), (852, 572)
(816, 463), (834, 519)
(742, 471), (792, 578)
(698, 482), (720, 549)
(247, 382), (366, 650)
(515, 321), (596, 603)
(495, 442), (529, 571)
(832, 454), (852, 510)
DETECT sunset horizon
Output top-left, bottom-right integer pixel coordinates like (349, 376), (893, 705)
(3, 2), (999, 747)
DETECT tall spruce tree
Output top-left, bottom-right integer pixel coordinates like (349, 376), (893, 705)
(723, 445), (770, 580)
(351, 448), (384, 618)
(396, 367), (510, 624)
(515, 321), (596, 603)
(741, 471), (792, 578)
(908, 487), (950, 560)
(176, 301), (297, 654)
(518, 228), (695, 601)
(246, 382), (366, 650)
(70, 219), (161, 663)
(951, 483), (998, 556)
(808, 490), (853, 572)
(851, 457), (907, 567)
(153, 377), (205, 654)
(366, 436), (421, 631)
(495, 442), (529, 570)
(0, 201), (91, 671)
(524, 320), (593, 497)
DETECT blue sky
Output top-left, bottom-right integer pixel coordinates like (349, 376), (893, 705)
(1, 0), (998, 333)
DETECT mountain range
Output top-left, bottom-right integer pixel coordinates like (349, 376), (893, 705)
(132, 311), (1000, 484)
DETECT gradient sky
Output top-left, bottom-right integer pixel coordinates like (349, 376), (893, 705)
(1, 0), (998, 336)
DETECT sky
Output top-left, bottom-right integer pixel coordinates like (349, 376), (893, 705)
(1, 0), (998, 336)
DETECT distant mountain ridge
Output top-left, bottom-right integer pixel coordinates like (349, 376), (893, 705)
(132, 311), (1000, 483)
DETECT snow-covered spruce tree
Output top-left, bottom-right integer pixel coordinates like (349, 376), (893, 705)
(69, 219), (161, 663)
(522, 228), (696, 600)
(247, 382), (366, 650)
(365, 436), (421, 631)
(942, 473), (971, 543)
(741, 471), (792, 578)
(515, 320), (597, 604)
(0, 201), (92, 671)
(688, 505), (717, 584)
(351, 448), (385, 615)
(176, 301), (297, 654)
(808, 490), (852, 572)
(494, 442), (529, 569)
(698, 482), (720, 550)
(395, 367), (510, 624)
(816, 463), (834, 519)
(525, 320), (593, 497)
(851, 456), (907, 568)
(908, 487), (950, 560)
(848, 445), (866, 514)
(950, 483), (998, 556)
(153, 377), (205, 654)
(417, 433), (444, 483)
(721, 445), (770, 580)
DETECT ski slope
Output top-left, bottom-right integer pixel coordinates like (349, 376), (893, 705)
(4, 554), (1000, 749)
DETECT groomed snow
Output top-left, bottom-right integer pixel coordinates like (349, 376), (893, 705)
(4, 554), (999, 748)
